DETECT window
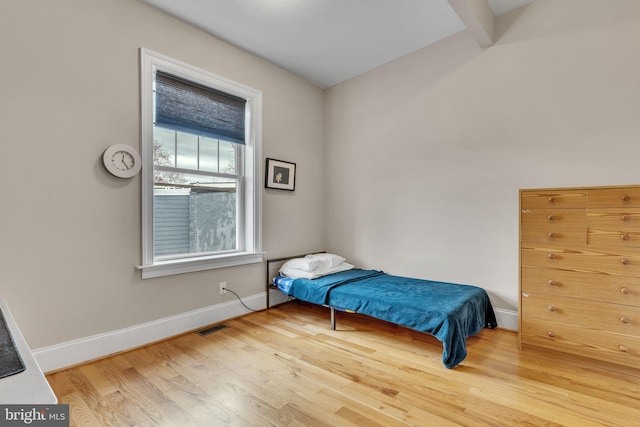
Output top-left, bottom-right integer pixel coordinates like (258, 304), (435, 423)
(139, 49), (262, 278)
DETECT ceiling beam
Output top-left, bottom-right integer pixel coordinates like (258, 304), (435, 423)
(447, 0), (494, 47)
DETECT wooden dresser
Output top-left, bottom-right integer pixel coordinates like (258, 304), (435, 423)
(519, 185), (640, 368)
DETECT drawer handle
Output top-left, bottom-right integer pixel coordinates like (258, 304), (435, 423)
(621, 316), (629, 324)
(548, 253), (556, 260)
(548, 232), (557, 239)
(547, 331), (555, 338)
(621, 287), (629, 295)
(548, 305), (556, 312)
(621, 195), (631, 202)
(619, 345), (629, 353)
(548, 280), (556, 286)
(547, 215), (555, 221)
(621, 214), (631, 221)
(548, 196), (556, 203)
(621, 258), (630, 265)
(621, 234), (630, 241)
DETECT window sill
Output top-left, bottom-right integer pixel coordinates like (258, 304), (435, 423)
(138, 251), (264, 279)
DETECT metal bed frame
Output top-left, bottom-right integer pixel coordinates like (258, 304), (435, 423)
(265, 251), (338, 329)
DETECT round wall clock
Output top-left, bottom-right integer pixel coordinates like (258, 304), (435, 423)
(102, 144), (142, 178)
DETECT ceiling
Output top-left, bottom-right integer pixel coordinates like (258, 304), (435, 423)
(143, 0), (534, 88)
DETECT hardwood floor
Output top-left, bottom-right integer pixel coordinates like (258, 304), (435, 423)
(47, 301), (640, 426)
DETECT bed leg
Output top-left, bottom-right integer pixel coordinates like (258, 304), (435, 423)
(330, 307), (336, 330)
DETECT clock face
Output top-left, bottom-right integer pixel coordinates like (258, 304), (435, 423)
(103, 144), (141, 178)
(111, 150), (135, 171)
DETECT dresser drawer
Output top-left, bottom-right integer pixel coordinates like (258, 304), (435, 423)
(521, 319), (640, 367)
(589, 187), (640, 208)
(588, 208), (640, 229)
(521, 244), (640, 277)
(521, 190), (587, 210)
(521, 266), (640, 306)
(521, 209), (586, 245)
(521, 293), (640, 334)
(588, 229), (640, 248)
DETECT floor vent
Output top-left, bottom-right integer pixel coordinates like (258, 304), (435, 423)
(197, 324), (229, 336)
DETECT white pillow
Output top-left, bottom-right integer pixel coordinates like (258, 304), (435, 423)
(280, 253), (345, 272)
(280, 262), (354, 279)
(304, 253), (345, 269)
(280, 257), (315, 272)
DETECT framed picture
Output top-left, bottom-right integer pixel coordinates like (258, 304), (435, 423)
(265, 158), (296, 191)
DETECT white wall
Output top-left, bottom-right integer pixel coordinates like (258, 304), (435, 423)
(0, 0), (325, 361)
(324, 0), (640, 314)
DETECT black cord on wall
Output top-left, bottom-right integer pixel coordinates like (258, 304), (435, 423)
(223, 287), (261, 312)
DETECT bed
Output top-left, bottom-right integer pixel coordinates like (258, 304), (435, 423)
(266, 253), (497, 369)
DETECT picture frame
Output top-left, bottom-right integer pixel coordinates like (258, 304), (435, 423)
(265, 158), (296, 191)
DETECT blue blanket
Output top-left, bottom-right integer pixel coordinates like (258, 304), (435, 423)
(276, 269), (497, 368)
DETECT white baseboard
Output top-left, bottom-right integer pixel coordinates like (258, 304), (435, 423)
(34, 290), (289, 373)
(34, 291), (517, 373)
(493, 308), (518, 331)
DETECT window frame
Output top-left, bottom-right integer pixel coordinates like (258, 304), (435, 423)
(139, 48), (263, 279)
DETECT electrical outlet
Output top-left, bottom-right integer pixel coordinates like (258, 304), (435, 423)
(219, 281), (227, 295)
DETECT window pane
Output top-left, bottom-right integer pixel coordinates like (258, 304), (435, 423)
(220, 140), (237, 174)
(199, 137), (219, 172)
(176, 132), (198, 170)
(153, 127), (175, 167)
(154, 176), (237, 257)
